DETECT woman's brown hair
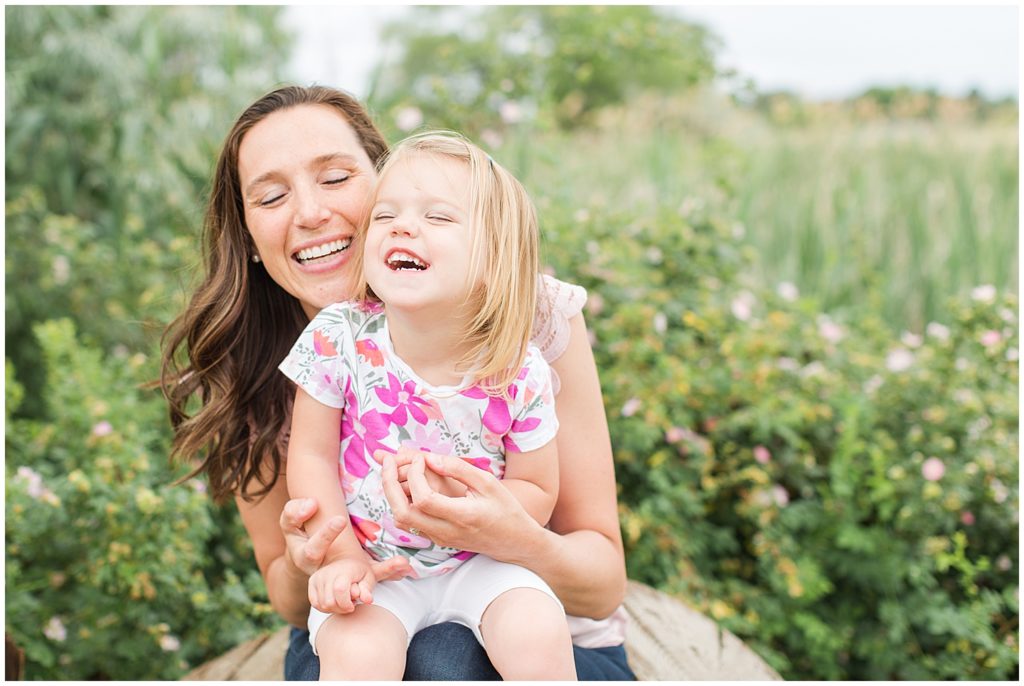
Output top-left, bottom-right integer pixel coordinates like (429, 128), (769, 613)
(160, 85), (389, 503)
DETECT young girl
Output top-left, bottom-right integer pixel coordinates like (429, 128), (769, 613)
(279, 132), (576, 680)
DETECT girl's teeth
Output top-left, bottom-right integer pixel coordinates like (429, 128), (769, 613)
(297, 239), (351, 262)
(387, 251), (426, 269)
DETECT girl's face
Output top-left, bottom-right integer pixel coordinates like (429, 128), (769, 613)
(238, 104), (377, 320)
(363, 153), (480, 317)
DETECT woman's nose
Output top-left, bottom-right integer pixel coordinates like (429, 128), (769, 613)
(293, 185), (331, 230)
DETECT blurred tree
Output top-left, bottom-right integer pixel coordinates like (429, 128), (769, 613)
(367, 5), (720, 138)
(5, 5), (291, 418)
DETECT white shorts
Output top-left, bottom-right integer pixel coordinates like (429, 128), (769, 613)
(308, 554), (562, 655)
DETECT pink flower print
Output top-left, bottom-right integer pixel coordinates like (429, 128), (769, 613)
(375, 373), (431, 425)
(356, 338), (385, 367)
(453, 550), (476, 561)
(403, 425), (454, 455)
(418, 396), (445, 421)
(460, 387), (512, 435)
(380, 512), (432, 549)
(312, 329), (339, 357)
(350, 515), (382, 548)
(309, 359), (338, 399)
(340, 387), (392, 479)
(356, 299), (385, 315)
(341, 408), (391, 478)
(506, 415), (542, 451)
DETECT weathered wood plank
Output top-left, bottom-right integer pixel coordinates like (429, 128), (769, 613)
(183, 581), (781, 681)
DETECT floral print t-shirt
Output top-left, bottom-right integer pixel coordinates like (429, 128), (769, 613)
(279, 301), (558, 579)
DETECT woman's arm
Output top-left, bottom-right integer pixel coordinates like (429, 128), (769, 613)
(512, 312), (626, 617)
(236, 477), (319, 628)
(385, 313), (627, 619)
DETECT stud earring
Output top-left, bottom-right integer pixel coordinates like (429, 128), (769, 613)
(251, 254), (261, 263)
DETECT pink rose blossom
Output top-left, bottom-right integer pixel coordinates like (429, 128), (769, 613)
(620, 397), (642, 418)
(44, 617), (67, 642)
(921, 457), (945, 481)
(980, 330), (1002, 348)
(772, 485), (789, 507)
(665, 427), (687, 443)
(960, 511), (975, 526)
(753, 445), (771, 464)
(91, 421), (113, 437)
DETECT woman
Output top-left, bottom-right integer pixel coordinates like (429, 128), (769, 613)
(161, 85), (632, 680)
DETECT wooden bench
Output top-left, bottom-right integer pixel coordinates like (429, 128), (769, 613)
(183, 581), (781, 680)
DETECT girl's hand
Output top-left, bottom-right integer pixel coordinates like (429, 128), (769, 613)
(308, 556), (376, 614)
(380, 451), (537, 558)
(279, 498), (413, 582)
(373, 447), (466, 498)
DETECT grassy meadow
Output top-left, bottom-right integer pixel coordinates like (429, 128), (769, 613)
(505, 91), (1019, 333)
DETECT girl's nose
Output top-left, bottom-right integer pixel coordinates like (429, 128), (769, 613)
(390, 214), (419, 237)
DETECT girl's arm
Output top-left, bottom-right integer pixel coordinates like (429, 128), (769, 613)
(238, 389), (411, 626)
(238, 472), (410, 628)
(385, 313), (627, 619)
(285, 388), (364, 564)
(500, 439), (559, 527)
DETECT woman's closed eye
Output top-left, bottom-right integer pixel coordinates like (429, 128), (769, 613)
(257, 190), (287, 207)
(322, 171), (351, 186)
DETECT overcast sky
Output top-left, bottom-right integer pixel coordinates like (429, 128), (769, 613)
(284, 4), (1019, 101)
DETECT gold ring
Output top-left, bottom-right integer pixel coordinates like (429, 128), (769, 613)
(408, 527), (421, 536)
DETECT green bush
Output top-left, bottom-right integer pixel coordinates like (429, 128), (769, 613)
(5, 4), (290, 418)
(542, 200), (1019, 679)
(5, 320), (279, 680)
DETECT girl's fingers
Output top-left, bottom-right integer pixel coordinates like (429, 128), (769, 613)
(406, 454), (437, 506)
(370, 556), (412, 583)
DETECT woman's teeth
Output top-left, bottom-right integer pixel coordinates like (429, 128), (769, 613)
(296, 239), (351, 263)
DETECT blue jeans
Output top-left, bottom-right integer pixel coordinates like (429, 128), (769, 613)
(285, 622), (636, 680)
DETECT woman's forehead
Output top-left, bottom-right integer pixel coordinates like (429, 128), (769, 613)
(239, 105), (371, 179)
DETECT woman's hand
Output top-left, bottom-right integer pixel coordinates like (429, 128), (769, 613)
(372, 447), (466, 497)
(380, 450), (540, 559)
(279, 498), (412, 581)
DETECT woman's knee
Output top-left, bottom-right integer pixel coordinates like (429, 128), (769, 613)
(404, 622), (500, 680)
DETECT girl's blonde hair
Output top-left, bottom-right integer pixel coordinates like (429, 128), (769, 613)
(353, 131), (539, 397)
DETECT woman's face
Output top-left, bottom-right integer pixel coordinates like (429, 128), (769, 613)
(238, 104), (378, 319)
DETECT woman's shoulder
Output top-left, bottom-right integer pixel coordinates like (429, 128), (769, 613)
(531, 274), (588, 364)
